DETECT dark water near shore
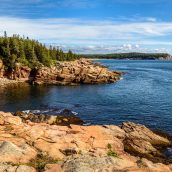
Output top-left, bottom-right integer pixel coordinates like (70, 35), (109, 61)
(0, 60), (172, 133)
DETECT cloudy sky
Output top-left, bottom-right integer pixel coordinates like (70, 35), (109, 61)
(1, 0), (172, 54)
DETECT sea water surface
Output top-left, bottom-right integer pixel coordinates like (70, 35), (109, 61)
(0, 60), (172, 133)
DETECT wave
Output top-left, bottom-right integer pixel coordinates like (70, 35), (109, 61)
(22, 108), (78, 116)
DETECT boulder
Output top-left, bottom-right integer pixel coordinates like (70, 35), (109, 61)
(122, 122), (171, 161)
(62, 154), (138, 172)
(0, 141), (37, 164)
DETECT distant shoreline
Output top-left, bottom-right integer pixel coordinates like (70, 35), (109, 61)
(90, 58), (172, 60)
(81, 52), (172, 60)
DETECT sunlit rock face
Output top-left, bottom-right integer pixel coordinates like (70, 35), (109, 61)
(0, 59), (5, 78)
(0, 59), (123, 88)
(33, 59), (123, 85)
(0, 111), (171, 171)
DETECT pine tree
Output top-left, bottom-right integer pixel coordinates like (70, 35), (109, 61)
(0, 32), (79, 70)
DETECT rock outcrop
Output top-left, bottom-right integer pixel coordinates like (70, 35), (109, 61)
(122, 122), (171, 162)
(32, 59), (123, 85)
(0, 59), (5, 78)
(0, 60), (31, 87)
(0, 60), (31, 80)
(0, 59), (123, 87)
(159, 56), (172, 60)
(9, 63), (31, 80)
(0, 141), (37, 164)
(14, 111), (84, 125)
(0, 111), (171, 172)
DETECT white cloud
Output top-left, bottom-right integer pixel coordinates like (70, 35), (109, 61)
(123, 44), (132, 49)
(1, 16), (172, 53)
(135, 44), (140, 48)
(59, 44), (172, 54)
(1, 16), (172, 39)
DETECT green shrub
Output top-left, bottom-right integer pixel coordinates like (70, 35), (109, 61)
(107, 143), (118, 158)
(28, 152), (59, 171)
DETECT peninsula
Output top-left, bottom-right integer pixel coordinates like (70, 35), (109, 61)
(0, 34), (122, 87)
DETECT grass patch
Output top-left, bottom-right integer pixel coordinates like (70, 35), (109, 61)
(28, 152), (59, 171)
(107, 150), (118, 157)
(107, 143), (118, 158)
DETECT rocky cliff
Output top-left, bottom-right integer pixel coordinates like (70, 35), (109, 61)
(0, 59), (31, 80)
(32, 59), (122, 85)
(0, 60), (5, 78)
(0, 111), (171, 172)
(159, 56), (172, 60)
(0, 59), (122, 86)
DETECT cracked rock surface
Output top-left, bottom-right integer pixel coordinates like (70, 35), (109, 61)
(0, 111), (171, 172)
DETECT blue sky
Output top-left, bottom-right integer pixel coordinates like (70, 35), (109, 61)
(1, 0), (172, 54)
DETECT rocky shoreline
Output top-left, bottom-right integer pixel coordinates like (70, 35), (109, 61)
(0, 59), (123, 87)
(0, 59), (172, 172)
(0, 111), (172, 172)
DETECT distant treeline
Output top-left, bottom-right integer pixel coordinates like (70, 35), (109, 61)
(0, 32), (79, 69)
(82, 52), (170, 60)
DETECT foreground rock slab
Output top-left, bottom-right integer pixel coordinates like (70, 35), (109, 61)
(0, 141), (37, 164)
(0, 111), (171, 172)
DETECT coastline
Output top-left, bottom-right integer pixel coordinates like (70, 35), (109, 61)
(82, 53), (172, 60)
(1, 58), (171, 87)
(0, 59), (172, 171)
(1, 1), (172, 172)
(0, 111), (171, 172)
(0, 59), (123, 87)
(90, 58), (172, 61)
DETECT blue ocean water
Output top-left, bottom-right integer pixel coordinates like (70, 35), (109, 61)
(0, 60), (172, 132)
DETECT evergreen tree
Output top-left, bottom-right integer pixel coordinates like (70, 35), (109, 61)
(0, 32), (79, 70)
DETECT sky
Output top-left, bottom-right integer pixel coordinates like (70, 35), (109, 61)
(1, 0), (172, 54)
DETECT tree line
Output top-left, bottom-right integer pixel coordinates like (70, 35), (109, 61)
(83, 52), (170, 60)
(0, 32), (79, 70)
